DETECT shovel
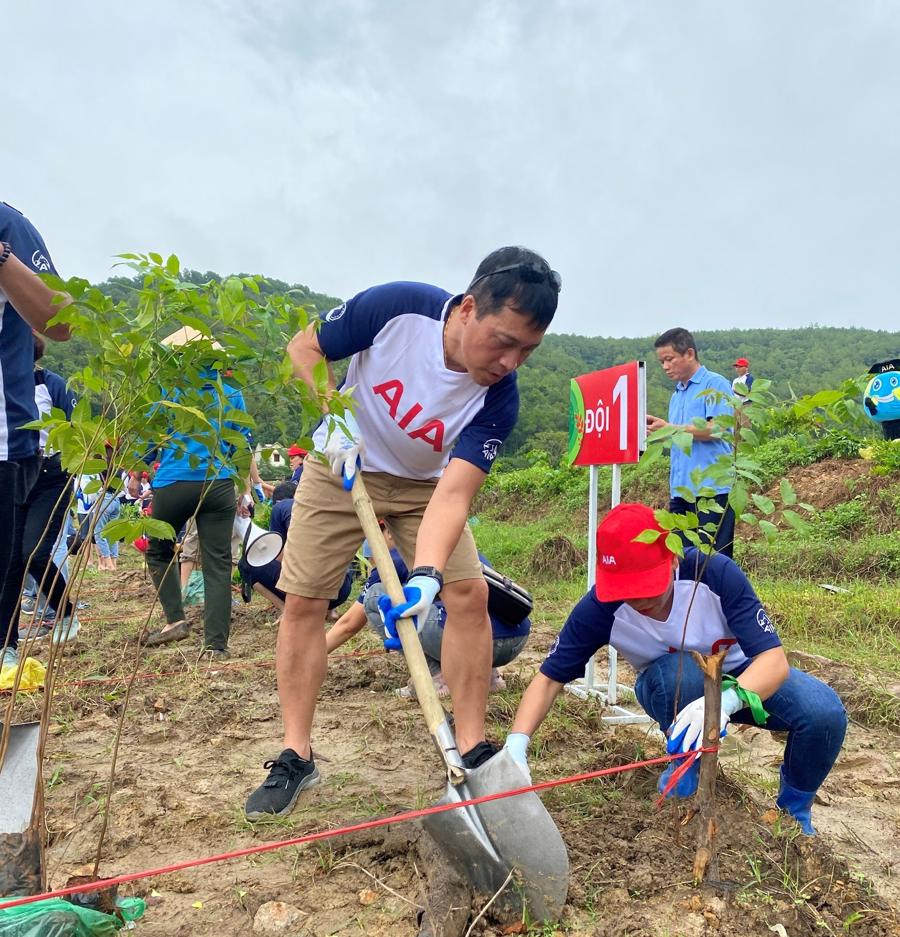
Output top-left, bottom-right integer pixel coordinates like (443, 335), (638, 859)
(349, 475), (569, 921)
(0, 721), (44, 895)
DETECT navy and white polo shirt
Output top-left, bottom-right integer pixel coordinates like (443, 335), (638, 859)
(0, 202), (57, 460)
(311, 282), (519, 480)
(541, 548), (781, 683)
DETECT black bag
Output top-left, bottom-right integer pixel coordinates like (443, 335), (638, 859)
(482, 562), (533, 627)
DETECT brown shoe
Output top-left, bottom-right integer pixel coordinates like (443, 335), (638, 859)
(143, 620), (191, 646)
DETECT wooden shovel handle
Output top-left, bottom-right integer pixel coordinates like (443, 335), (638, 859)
(349, 474), (465, 781)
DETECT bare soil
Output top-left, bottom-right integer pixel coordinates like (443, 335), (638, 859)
(6, 559), (898, 936)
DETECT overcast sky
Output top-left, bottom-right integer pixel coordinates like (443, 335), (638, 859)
(8, 2), (900, 337)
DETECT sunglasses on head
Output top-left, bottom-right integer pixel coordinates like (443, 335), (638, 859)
(468, 262), (562, 294)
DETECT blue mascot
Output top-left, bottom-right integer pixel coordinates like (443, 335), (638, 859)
(864, 358), (900, 440)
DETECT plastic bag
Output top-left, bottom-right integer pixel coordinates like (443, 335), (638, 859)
(0, 657), (46, 692)
(0, 896), (144, 935)
(181, 570), (204, 607)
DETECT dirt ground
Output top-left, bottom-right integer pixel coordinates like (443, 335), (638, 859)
(6, 560), (899, 937)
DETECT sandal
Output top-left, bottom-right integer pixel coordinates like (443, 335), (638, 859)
(143, 620), (191, 646)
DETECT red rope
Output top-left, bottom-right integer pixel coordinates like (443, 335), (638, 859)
(0, 749), (712, 912)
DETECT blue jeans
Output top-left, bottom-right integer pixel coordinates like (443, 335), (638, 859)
(635, 651), (847, 793)
(93, 493), (121, 559)
(363, 584), (528, 675)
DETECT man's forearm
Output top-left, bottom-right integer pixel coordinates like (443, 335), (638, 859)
(287, 325), (335, 400)
(0, 253), (71, 340)
(511, 673), (564, 736)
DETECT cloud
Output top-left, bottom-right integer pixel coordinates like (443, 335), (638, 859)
(7, 1), (900, 336)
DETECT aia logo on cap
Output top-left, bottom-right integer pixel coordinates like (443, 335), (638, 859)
(601, 554), (617, 566)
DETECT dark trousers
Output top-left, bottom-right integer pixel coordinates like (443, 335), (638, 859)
(0, 456), (43, 651)
(669, 493), (735, 559)
(246, 558), (353, 611)
(146, 479), (236, 651)
(21, 456), (74, 621)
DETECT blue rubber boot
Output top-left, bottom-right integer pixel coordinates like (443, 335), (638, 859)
(658, 759), (700, 798)
(775, 767), (816, 836)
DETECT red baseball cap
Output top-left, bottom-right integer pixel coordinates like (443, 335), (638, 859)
(288, 444), (307, 457)
(595, 503), (676, 602)
(733, 357), (749, 367)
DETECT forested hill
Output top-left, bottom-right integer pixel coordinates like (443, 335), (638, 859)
(40, 271), (898, 455)
(509, 327), (899, 456)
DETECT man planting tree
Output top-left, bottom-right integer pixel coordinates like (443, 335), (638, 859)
(245, 246), (561, 818)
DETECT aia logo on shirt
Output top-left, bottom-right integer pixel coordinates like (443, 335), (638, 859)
(31, 250), (51, 272)
(482, 438), (501, 461)
(372, 379), (445, 451)
(325, 303), (347, 322)
(756, 608), (775, 633)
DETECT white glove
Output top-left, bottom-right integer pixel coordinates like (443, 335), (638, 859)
(504, 732), (532, 783)
(322, 409), (363, 488)
(667, 688), (742, 754)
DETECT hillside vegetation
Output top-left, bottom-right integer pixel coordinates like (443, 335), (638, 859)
(39, 269), (899, 452)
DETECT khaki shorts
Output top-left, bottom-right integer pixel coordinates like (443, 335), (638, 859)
(181, 514), (242, 564)
(277, 457), (483, 599)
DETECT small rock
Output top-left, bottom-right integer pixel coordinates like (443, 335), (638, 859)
(358, 887), (378, 906)
(152, 697), (168, 712)
(253, 901), (305, 934)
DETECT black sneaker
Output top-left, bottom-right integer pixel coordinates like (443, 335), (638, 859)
(245, 749), (321, 818)
(461, 740), (500, 770)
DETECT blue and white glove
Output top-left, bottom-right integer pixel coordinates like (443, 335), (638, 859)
(666, 688), (742, 754)
(376, 570), (442, 651)
(322, 408), (363, 490)
(504, 732), (532, 784)
(253, 484), (266, 503)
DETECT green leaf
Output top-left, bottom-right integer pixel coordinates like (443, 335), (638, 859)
(632, 529), (662, 543)
(673, 487), (696, 503)
(779, 478), (797, 506)
(751, 494), (775, 515)
(758, 519), (778, 541)
(664, 532), (684, 557)
(782, 509), (808, 531)
(739, 512), (758, 525)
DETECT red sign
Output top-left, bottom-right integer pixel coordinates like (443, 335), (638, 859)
(568, 361), (647, 466)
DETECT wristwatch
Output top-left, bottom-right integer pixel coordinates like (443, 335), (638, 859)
(409, 565), (444, 591)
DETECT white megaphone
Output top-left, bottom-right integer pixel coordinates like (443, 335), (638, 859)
(233, 515), (284, 568)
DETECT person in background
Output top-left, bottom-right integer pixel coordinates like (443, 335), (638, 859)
(0, 201), (72, 669)
(326, 523), (530, 697)
(647, 327), (735, 558)
(287, 444), (307, 483)
(732, 357), (754, 395)
(93, 483), (121, 571)
(16, 335), (79, 643)
(505, 503), (847, 837)
(238, 480), (353, 613)
(142, 327), (253, 659)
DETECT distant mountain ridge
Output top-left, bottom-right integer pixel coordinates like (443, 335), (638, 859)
(41, 270), (898, 454)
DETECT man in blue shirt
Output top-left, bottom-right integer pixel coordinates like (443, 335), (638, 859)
(505, 502), (847, 836)
(0, 203), (72, 670)
(647, 327), (735, 557)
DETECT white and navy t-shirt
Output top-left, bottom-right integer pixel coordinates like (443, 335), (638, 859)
(541, 549), (781, 684)
(0, 202), (58, 460)
(311, 282), (519, 480)
(34, 368), (76, 449)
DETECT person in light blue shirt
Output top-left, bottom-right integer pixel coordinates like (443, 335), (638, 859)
(646, 327), (735, 557)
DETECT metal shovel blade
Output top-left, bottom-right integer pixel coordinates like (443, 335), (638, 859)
(422, 749), (569, 922)
(0, 722), (41, 835)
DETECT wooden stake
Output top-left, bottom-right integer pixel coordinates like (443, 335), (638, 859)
(690, 648), (727, 884)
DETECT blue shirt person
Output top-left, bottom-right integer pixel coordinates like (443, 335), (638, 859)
(646, 327), (735, 557)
